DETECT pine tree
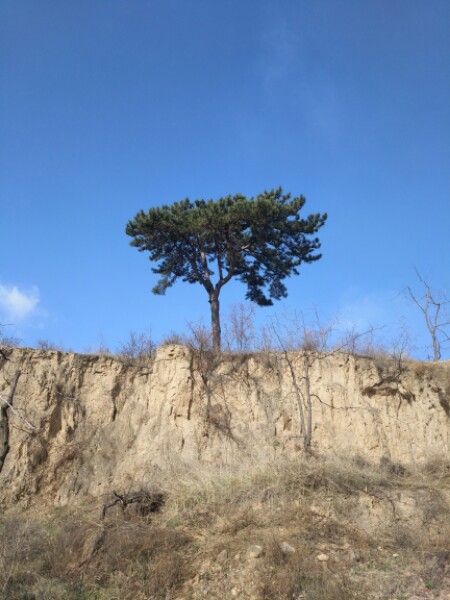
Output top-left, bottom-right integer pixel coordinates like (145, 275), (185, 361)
(126, 188), (327, 352)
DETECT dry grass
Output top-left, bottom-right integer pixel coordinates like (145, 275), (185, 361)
(257, 540), (357, 600)
(1, 455), (450, 599)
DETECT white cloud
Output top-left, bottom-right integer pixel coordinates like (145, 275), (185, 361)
(0, 283), (40, 321)
(337, 290), (390, 331)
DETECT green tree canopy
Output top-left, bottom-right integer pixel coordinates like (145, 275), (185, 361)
(126, 188), (327, 351)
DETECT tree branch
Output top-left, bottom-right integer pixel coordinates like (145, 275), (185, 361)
(186, 252), (213, 295)
(407, 269), (450, 361)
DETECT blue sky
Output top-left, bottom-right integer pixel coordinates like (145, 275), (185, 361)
(1, 0), (449, 358)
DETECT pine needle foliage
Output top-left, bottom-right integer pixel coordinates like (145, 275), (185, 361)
(126, 188), (327, 351)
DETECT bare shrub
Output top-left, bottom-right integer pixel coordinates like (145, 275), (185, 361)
(161, 322), (212, 353)
(159, 324), (220, 391)
(334, 324), (389, 359)
(258, 539), (357, 600)
(96, 343), (112, 355)
(418, 455), (450, 478)
(101, 489), (165, 520)
(35, 339), (60, 351)
(160, 331), (189, 346)
(256, 323), (279, 353)
(421, 491), (450, 524)
(174, 321), (222, 380)
(0, 334), (21, 348)
(390, 522), (420, 550)
(0, 517), (46, 593)
(90, 522), (193, 597)
(223, 302), (256, 352)
(379, 456), (409, 477)
(186, 320), (213, 352)
(220, 505), (261, 535)
(116, 331), (156, 366)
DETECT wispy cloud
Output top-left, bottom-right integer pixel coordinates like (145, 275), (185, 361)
(0, 282), (40, 322)
(260, 16), (297, 93)
(258, 12), (341, 146)
(337, 289), (393, 331)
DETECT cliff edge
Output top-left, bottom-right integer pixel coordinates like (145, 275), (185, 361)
(0, 345), (449, 507)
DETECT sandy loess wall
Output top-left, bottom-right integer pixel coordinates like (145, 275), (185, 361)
(0, 345), (449, 507)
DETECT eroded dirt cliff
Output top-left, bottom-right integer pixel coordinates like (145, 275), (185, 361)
(0, 345), (449, 507)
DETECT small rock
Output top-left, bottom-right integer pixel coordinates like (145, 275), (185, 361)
(280, 541), (296, 555)
(247, 544), (264, 559)
(231, 588), (239, 597)
(217, 549), (228, 563)
(392, 553), (399, 558)
(317, 553), (329, 562)
(199, 560), (211, 575)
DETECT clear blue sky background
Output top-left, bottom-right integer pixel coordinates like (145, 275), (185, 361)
(1, 0), (449, 358)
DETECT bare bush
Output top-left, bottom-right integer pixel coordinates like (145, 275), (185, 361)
(258, 540), (356, 600)
(0, 325), (21, 348)
(116, 331), (156, 366)
(93, 522), (192, 597)
(160, 331), (189, 346)
(101, 489), (165, 520)
(161, 322), (219, 382)
(35, 339), (60, 351)
(160, 322), (212, 353)
(96, 343), (112, 355)
(223, 303), (256, 352)
(186, 320), (213, 352)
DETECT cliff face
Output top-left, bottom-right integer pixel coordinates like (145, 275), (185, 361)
(0, 346), (449, 507)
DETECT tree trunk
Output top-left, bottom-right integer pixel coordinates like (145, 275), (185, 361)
(210, 293), (221, 352)
(431, 329), (441, 361)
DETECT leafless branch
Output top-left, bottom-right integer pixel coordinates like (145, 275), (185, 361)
(0, 394), (41, 432)
(406, 269), (450, 361)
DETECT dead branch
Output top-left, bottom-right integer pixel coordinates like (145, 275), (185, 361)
(407, 269), (450, 361)
(0, 393), (41, 433)
(100, 490), (165, 520)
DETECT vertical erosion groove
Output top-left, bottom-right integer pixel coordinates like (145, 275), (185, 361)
(0, 371), (22, 473)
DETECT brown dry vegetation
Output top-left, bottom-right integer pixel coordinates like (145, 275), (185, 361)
(1, 456), (450, 600)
